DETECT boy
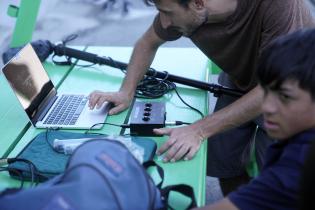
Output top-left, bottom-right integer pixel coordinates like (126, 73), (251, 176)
(195, 28), (315, 210)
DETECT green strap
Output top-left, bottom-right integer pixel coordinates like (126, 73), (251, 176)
(246, 127), (260, 178)
(208, 60), (222, 75)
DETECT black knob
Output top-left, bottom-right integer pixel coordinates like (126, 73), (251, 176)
(144, 107), (152, 112)
(142, 116), (150, 121)
(143, 112), (151, 116)
(145, 103), (152, 107)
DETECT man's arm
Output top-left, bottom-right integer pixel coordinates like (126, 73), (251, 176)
(120, 24), (165, 99)
(155, 85), (264, 162)
(193, 198), (239, 210)
(88, 24), (165, 114)
(197, 85), (264, 139)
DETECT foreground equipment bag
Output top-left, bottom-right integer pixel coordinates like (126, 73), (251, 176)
(0, 139), (196, 210)
(7, 130), (157, 181)
(0, 139), (163, 210)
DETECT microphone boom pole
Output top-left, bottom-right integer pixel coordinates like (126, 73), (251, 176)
(53, 44), (245, 97)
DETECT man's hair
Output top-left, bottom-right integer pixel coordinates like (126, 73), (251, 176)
(257, 29), (315, 100)
(143, 0), (191, 7)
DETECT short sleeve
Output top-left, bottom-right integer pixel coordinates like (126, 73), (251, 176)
(260, 0), (314, 53)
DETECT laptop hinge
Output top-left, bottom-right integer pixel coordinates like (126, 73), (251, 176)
(33, 88), (58, 124)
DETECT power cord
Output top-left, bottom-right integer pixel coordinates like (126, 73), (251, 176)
(86, 120), (192, 135)
(45, 128), (63, 154)
(173, 87), (204, 118)
(0, 158), (40, 187)
(85, 122), (130, 134)
(165, 121), (191, 126)
(0, 167), (24, 188)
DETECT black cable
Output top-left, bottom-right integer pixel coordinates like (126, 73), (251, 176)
(165, 121), (192, 126)
(173, 86), (204, 118)
(11, 158), (37, 187)
(85, 122), (130, 134)
(4, 158), (34, 187)
(0, 167), (24, 188)
(135, 70), (204, 118)
(0, 158), (41, 187)
(135, 70), (174, 99)
(52, 34), (77, 66)
(179, 121), (191, 125)
(136, 77), (174, 99)
(45, 128), (63, 154)
(52, 34), (96, 68)
(45, 128), (57, 151)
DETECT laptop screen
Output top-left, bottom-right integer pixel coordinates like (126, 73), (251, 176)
(2, 44), (54, 121)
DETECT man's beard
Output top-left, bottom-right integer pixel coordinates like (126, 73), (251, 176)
(185, 16), (208, 37)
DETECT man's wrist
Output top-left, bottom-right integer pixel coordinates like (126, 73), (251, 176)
(119, 87), (135, 98)
(192, 115), (221, 142)
(190, 123), (208, 142)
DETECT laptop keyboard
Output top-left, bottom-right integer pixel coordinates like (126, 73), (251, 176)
(44, 94), (88, 125)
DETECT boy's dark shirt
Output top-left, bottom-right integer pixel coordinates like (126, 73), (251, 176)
(228, 129), (315, 210)
(153, 0), (314, 90)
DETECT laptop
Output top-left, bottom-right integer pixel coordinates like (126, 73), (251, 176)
(1, 44), (110, 129)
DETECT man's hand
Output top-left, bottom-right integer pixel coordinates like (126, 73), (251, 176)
(88, 90), (132, 115)
(154, 125), (205, 162)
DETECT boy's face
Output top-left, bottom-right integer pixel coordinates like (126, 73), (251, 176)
(262, 79), (315, 140)
(155, 0), (207, 37)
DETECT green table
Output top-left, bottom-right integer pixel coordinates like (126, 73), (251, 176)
(0, 46), (209, 207)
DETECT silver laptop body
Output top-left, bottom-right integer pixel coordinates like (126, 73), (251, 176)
(1, 44), (110, 129)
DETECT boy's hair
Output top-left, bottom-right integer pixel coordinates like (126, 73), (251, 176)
(257, 29), (315, 100)
(143, 0), (191, 7)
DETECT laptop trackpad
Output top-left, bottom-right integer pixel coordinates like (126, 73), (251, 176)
(76, 102), (110, 127)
